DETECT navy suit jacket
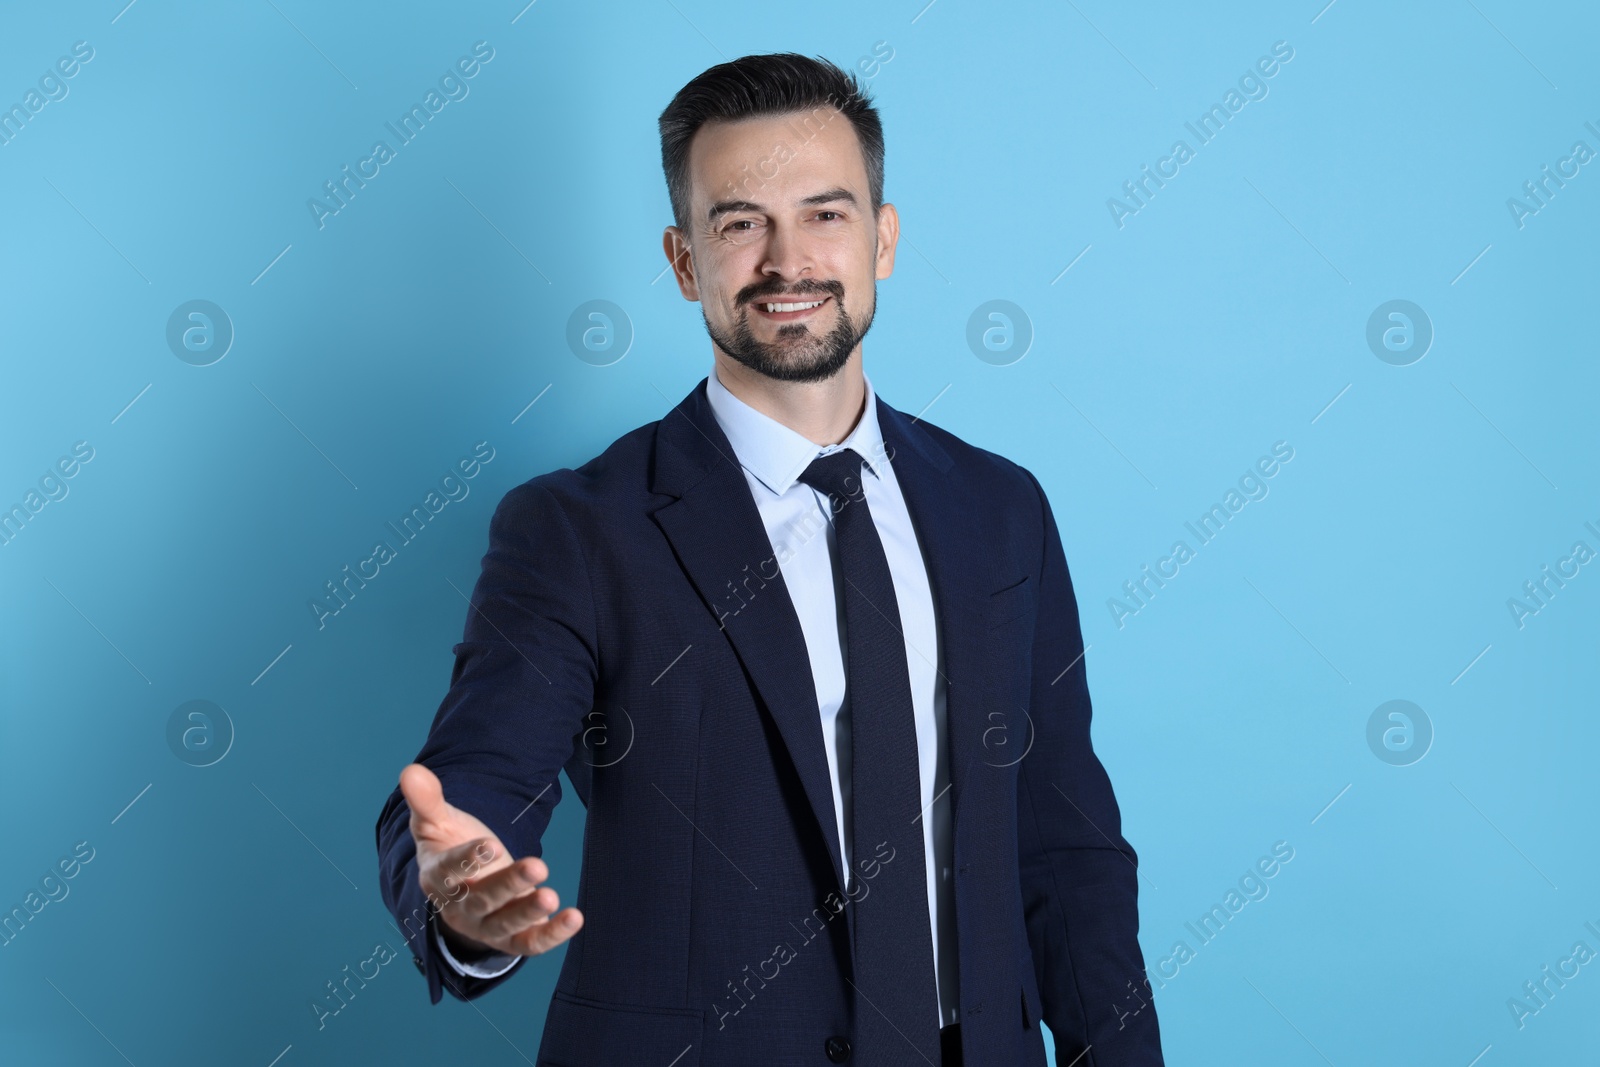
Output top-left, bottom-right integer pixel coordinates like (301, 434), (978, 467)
(375, 376), (1165, 1066)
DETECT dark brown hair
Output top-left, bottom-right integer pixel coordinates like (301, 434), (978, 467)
(658, 52), (884, 233)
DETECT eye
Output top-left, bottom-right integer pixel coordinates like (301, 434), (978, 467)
(816, 211), (843, 221)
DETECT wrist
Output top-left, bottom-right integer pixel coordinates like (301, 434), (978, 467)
(435, 912), (497, 960)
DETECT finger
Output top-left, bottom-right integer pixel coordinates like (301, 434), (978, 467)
(454, 885), (561, 946)
(505, 907), (584, 956)
(452, 856), (551, 921)
(400, 764), (452, 834)
(433, 836), (514, 879)
(476, 883), (565, 944)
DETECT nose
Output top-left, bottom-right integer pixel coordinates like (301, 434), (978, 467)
(758, 218), (814, 287)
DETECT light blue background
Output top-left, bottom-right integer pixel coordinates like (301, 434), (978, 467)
(1, 1), (1596, 1063)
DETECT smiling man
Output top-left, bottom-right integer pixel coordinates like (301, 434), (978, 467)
(376, 52), (1165, 1066)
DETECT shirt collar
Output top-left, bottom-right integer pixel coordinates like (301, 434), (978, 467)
(704, 366), (889, 498)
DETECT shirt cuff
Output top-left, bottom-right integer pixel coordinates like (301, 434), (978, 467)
(433, 919), (521, 979)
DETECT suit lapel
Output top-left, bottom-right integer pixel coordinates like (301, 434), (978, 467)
(649, 377), (990, 925)
(650, 378), (852, 905)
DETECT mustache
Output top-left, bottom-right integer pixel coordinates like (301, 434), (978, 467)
(740, 280), (842, 305)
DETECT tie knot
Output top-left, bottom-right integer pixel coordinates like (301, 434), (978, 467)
(798, 447), (867, 503)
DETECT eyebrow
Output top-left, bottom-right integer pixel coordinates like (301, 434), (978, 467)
(705, 187), (858, 223)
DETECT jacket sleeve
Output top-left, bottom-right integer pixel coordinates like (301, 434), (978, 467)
(1014, 468), (1165, 1065)
(374, 478), (599, 1005)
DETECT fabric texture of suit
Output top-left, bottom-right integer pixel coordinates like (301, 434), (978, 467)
(374, 375), (1165, 1066)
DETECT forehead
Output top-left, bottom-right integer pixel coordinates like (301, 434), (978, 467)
(686, 107), (867, 210)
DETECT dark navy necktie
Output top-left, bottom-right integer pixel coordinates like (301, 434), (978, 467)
(798, 447), (942, 1064)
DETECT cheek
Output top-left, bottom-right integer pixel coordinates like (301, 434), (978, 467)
(698, 251), (753, 304)
(842, 262), (876, 306)
(715, 283), (749, 315)
(840, 243), (878, 285)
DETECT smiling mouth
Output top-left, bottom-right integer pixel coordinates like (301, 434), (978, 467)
(751, 296), (831, 321)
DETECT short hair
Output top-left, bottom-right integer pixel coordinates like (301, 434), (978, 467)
(658, 52), (884, 234)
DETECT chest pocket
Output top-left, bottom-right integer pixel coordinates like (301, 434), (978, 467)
(985, 575), (1034, 630)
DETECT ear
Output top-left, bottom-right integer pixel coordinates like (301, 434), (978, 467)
(662, 227), (700, 301)
(873, 203), (899, 281)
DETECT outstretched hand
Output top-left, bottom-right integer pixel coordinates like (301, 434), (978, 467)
(399, 762), (583, 959)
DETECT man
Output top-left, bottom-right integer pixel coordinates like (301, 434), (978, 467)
(375, 53), (1165, 1066)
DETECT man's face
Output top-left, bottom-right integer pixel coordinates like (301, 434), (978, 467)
(664, 107), (898, 384)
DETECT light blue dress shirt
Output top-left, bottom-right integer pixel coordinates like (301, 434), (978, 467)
(440, 367), (960, 1029)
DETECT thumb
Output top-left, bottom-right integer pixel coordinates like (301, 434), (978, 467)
(399, 763), (453, 835)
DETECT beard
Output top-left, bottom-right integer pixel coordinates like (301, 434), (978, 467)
(703, 278), (875, 385)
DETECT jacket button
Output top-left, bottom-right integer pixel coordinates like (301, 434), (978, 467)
(825, 1035), (851, 1062)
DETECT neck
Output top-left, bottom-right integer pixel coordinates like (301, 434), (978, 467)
(712, 352), (866, 447)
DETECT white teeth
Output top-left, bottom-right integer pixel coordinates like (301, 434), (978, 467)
(762, 300), (824, 313)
